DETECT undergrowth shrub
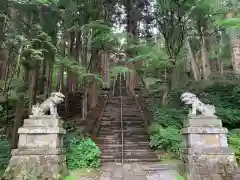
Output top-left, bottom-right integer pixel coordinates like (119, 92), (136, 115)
(0, 136), (11, 175)
(149, 123), (182, 158)
(64, 131), (100, 170)
(151, 106), (187, 129)
(228, 129), (240, 164)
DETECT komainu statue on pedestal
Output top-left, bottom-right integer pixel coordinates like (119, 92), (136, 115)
(31, 92), (65, 117)
(180, 92), (215, 117)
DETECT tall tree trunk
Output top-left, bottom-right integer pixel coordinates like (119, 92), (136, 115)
(67, 32), (75, 93)
(44, 59), (52, 99)
(56, 36), (66, 92)
(23, 68), (29, 82)
(28, 69), (38, 114)
(226, 12), (240, 74)
(88, 48), (98, 108)
(162, 65), (175, 106)
(0, 48), (8, 80)
(40, 59), (46, 93)
(73, 32), (81, 91)
(11, 93), (24, 149)
(200, 27), (211, 79)
(186, 38), (200, 81)
(231, 36), (240, 74)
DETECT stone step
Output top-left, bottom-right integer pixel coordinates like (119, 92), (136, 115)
(97, 140), (150, 145)
(97, 141), (150, 147)
(100, 127), (146, 131)
(97, 135), (149, 140)
(100, 157), (158, 163)
(98, 131), (148, 136)
(100, 124), (145, 129)
(100, 148), (156, 154)
(98, 142), (150, 148)
(100, 121), (144, 125)
(97, 134), (148, 139)
(100, 153), (157, 158)
(101, 121), (144, 125)
(98, 130), (148, 135)
(97, 139), (150, 144)
(101, 117), (143, 121)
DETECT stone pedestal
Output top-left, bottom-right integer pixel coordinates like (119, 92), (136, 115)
(181, 115), (238, 180)
(4, 116), (67, 179)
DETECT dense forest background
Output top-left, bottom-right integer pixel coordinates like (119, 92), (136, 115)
(0, 0), (240, 178)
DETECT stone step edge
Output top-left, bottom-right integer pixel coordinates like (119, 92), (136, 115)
(18, 127), (66, 134)
(12, 148), (66, 155)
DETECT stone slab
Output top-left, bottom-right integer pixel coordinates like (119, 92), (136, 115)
(183, 147), (233, 155)
(18, 127), (66, 134)
(184, 116), (222, 127)
(11, 148), (66, 155)
(135, 176), (147, 180)
(4, 154), (67, 179)
(185, 153), (238, 180)
(28, 115), (61, 120)
(181, 127), (228, 134)
(123, 171), (135, 179)
(113, 166), (123, 178)
(101, 171), (112, 178)
(18, 133), (64, 148)
(76, 163), (180, 180)
(23, 118), (64, 127)
(146, 170), (179, 180)
(185, 133), (229, 149)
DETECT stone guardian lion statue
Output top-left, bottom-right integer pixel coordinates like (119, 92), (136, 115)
(180, 92), (215, 117)
(31, 92), (65, 117)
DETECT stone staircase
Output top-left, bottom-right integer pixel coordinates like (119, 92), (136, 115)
(96, 96), (158, 163)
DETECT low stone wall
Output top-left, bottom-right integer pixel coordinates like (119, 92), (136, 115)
(181, 115), (239, 180)
(4, 115), (67, 179)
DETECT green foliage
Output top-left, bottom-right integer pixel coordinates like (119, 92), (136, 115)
(65, 132), (100, 170)
(149, 123), (182, 159)
(149, 97), (186, 158)
(55, 56), (103, 87)
(109, 66), (130, 79)
(0, 137), (11, 174)
(151, 106), (187, 129)
(228, 129), (240, 164)
(176, 176), (186, 180)
(127, 42), (169, 69)
(21, 30), (56, 70)
(64, 176), (75, 180)
(216, 17), (240, 28)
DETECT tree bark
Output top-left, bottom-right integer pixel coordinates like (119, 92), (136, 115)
(44, 59), (52, 99)
(200, 27), (211, 79)
(11, 93), (24, 149)
(28, 69), (38, 114)
(186, 38), (200, 81)
(56, 36), (66, 92)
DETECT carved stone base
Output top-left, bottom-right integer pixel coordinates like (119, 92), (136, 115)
(183, 115), (222, 127)
(3, 115), (67, 179)
(184, 150), (238, 180)
(4, 150), (67, 179)
(181, 115), (239, 180)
